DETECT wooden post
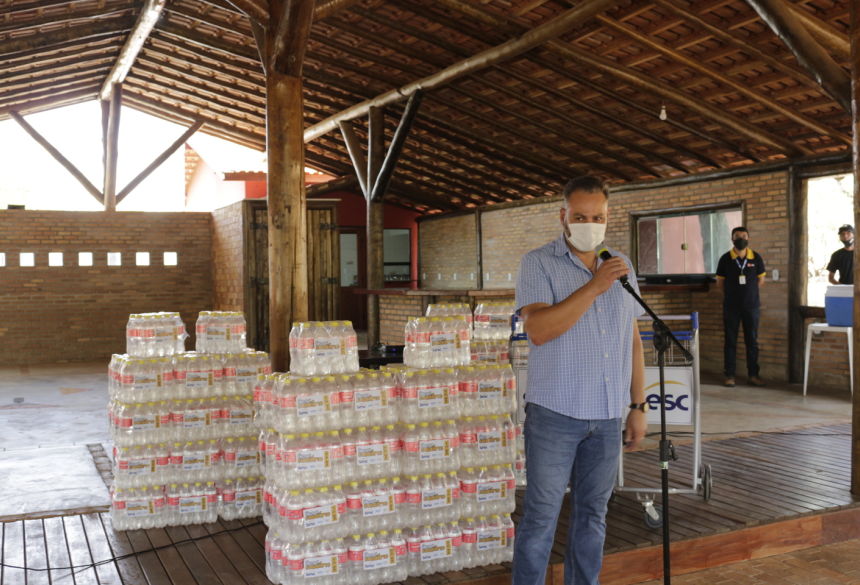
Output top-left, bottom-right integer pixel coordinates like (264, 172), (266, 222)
(787, 168), (806, 383)
(850, 0), (860, 495)
(366, 106), (385, 349)
(267, 70), (309, 372)
(102, 85), (122, 212)
(264, 0), (314, 372)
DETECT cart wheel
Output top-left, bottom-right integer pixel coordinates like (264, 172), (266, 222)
(702, 464), (713, 501)
(642, 503), (662, 529)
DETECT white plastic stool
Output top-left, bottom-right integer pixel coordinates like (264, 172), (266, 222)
(803, 322), (853, 396)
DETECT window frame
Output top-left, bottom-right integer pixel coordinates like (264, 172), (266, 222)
(630, 201), (745, 276)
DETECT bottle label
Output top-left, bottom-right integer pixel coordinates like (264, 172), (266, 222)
(208, 325), (227, 340)
(478, 381), (502, 400)
(296, 449), (330, 471)
(418, 387), (449, 408)
(477, 480), (507, 502)
(362, 493), (395, 517)
(303, 554), (338, 578)
(314, 337), (343, 358)
(222, 490), (236, 503)
(477, 528), (506, 551)
(419, 538), (452, 561)
(419, 439), (450, 460)
(460, 430), (478, 444)
(236, 450), (258, 467)
(125, 499), (154, 517)
(363, 547), (396, 570)
(182, 453), (207, 471)
(356, 443), (389, 466)
(236, 368), (257, 383)
(127, 458), (155, 476)
(430, 332), (456, 353)
(354, 388), (386, 411)
(186, 371), (210, 389)
(296, 394), (330, 417)
(179, 495), (206, 513)
(346, 495), (362, 510)
(420, 487), (452, 509)
(460, 480), (477, 494)
(230, 408), (253, 424)
(461, 530), (477, 544)
(133, 375), (157, 390)
(131, 415), (156, 430)
(478, 430), (505, 451)
(348, 549), (364, 562)
(235, 489), (260, 507)
(183, 410), (209, 428)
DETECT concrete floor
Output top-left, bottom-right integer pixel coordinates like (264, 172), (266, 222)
(0, 362), (853, 518)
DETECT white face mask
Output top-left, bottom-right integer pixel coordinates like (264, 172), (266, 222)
(565, 221), (606, 252)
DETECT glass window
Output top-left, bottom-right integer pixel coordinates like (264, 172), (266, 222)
(19, 252), (35, 267)
(0, 253), (5, 267)
(136, 252), (150, 266)
(48, 252), (63, 267)
(78, 252), (93, 266)
(107, 252), (122, 266)
(383, 228), (411, 282)
(636, 206), (743, 275)
(340, 233), (359, 287)
(163, 251), (178, 266)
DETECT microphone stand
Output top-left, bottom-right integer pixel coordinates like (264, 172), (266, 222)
(620, 279), (692, 585)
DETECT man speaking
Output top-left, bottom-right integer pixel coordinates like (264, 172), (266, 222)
(512, 176), (646, 585)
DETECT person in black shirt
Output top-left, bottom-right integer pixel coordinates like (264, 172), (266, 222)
(827, 224), (854, 285)
(715, 226), (766, 388)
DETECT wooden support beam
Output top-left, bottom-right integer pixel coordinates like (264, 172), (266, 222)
(371, 91), (423, 201)
(102, 86), (122, 212)
(223, 0), (268, 23)
(10, 111), (103, 205)
(786, 2), (850, 63)
(303, 0), (618, 142)
(338, 120), (369, 197)
(546, 41), (805, 156)
(850, 0), (860, 496)
(306, 176), (358, 197)
(116, 120), (205, 203)
(270, 0), (315, 74)
(597, 15), (850, 145)
(99, 0), (166, 100)
(0, 19), (134, 58)
(746, 0), (851, 113)
(157, 22), (259, 63)
(366, 107), (385, 349)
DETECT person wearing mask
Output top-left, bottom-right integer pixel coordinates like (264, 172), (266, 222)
(827, 224), (854, 285)
(715, 226), (766, 388)
(512, 175), (646, 585)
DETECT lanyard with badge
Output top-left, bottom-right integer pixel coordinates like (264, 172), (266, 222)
(735, 256), (748, 285)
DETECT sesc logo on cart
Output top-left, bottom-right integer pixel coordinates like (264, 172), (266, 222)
(642, 368), (693, 425)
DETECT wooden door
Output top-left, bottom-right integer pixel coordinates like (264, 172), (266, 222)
(245, 200), (340, 353)
(338, 228), (367, 330)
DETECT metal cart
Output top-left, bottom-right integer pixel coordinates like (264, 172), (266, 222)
(614, 312), (713, 528)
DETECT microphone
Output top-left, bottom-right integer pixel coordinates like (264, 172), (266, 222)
(597, 247), (628, 285)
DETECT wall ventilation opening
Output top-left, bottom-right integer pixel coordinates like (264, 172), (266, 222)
(19, 252), (35, 267)
(79, 252), (93, 266)
(163, 251), (178, 266)
(48, 252), (63, 267)
(136, 252), (151, 266)
(107, 252), (122, 267)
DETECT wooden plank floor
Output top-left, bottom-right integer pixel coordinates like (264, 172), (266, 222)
(0, 424), (855, 585)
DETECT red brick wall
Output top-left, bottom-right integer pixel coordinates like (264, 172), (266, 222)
(211, 201), (246, 311)
(379, 296), (425, 345)
(419, 214), (478, 289)
(417, 171), (814, 383)
(0, 210), (212, 365)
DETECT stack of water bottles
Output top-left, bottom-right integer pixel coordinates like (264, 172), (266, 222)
(260, 328), (515, 585)
(472, 302), (515, 340)
(195, 311), (249, 353)
(109, 311), (270, 530)
(402, 317), (471, 368)
(126, 312), (188, 357)
(289, 321), (360, 375)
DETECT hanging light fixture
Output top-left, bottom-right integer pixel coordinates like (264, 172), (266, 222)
(659, 104), (668, 121)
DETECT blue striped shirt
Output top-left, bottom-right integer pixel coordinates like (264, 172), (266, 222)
(515, 235), (642, 420)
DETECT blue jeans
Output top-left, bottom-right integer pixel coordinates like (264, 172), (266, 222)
(512, 403), (622, 585)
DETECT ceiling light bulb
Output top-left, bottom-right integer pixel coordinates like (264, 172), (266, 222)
(659, 104), (667, 121)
